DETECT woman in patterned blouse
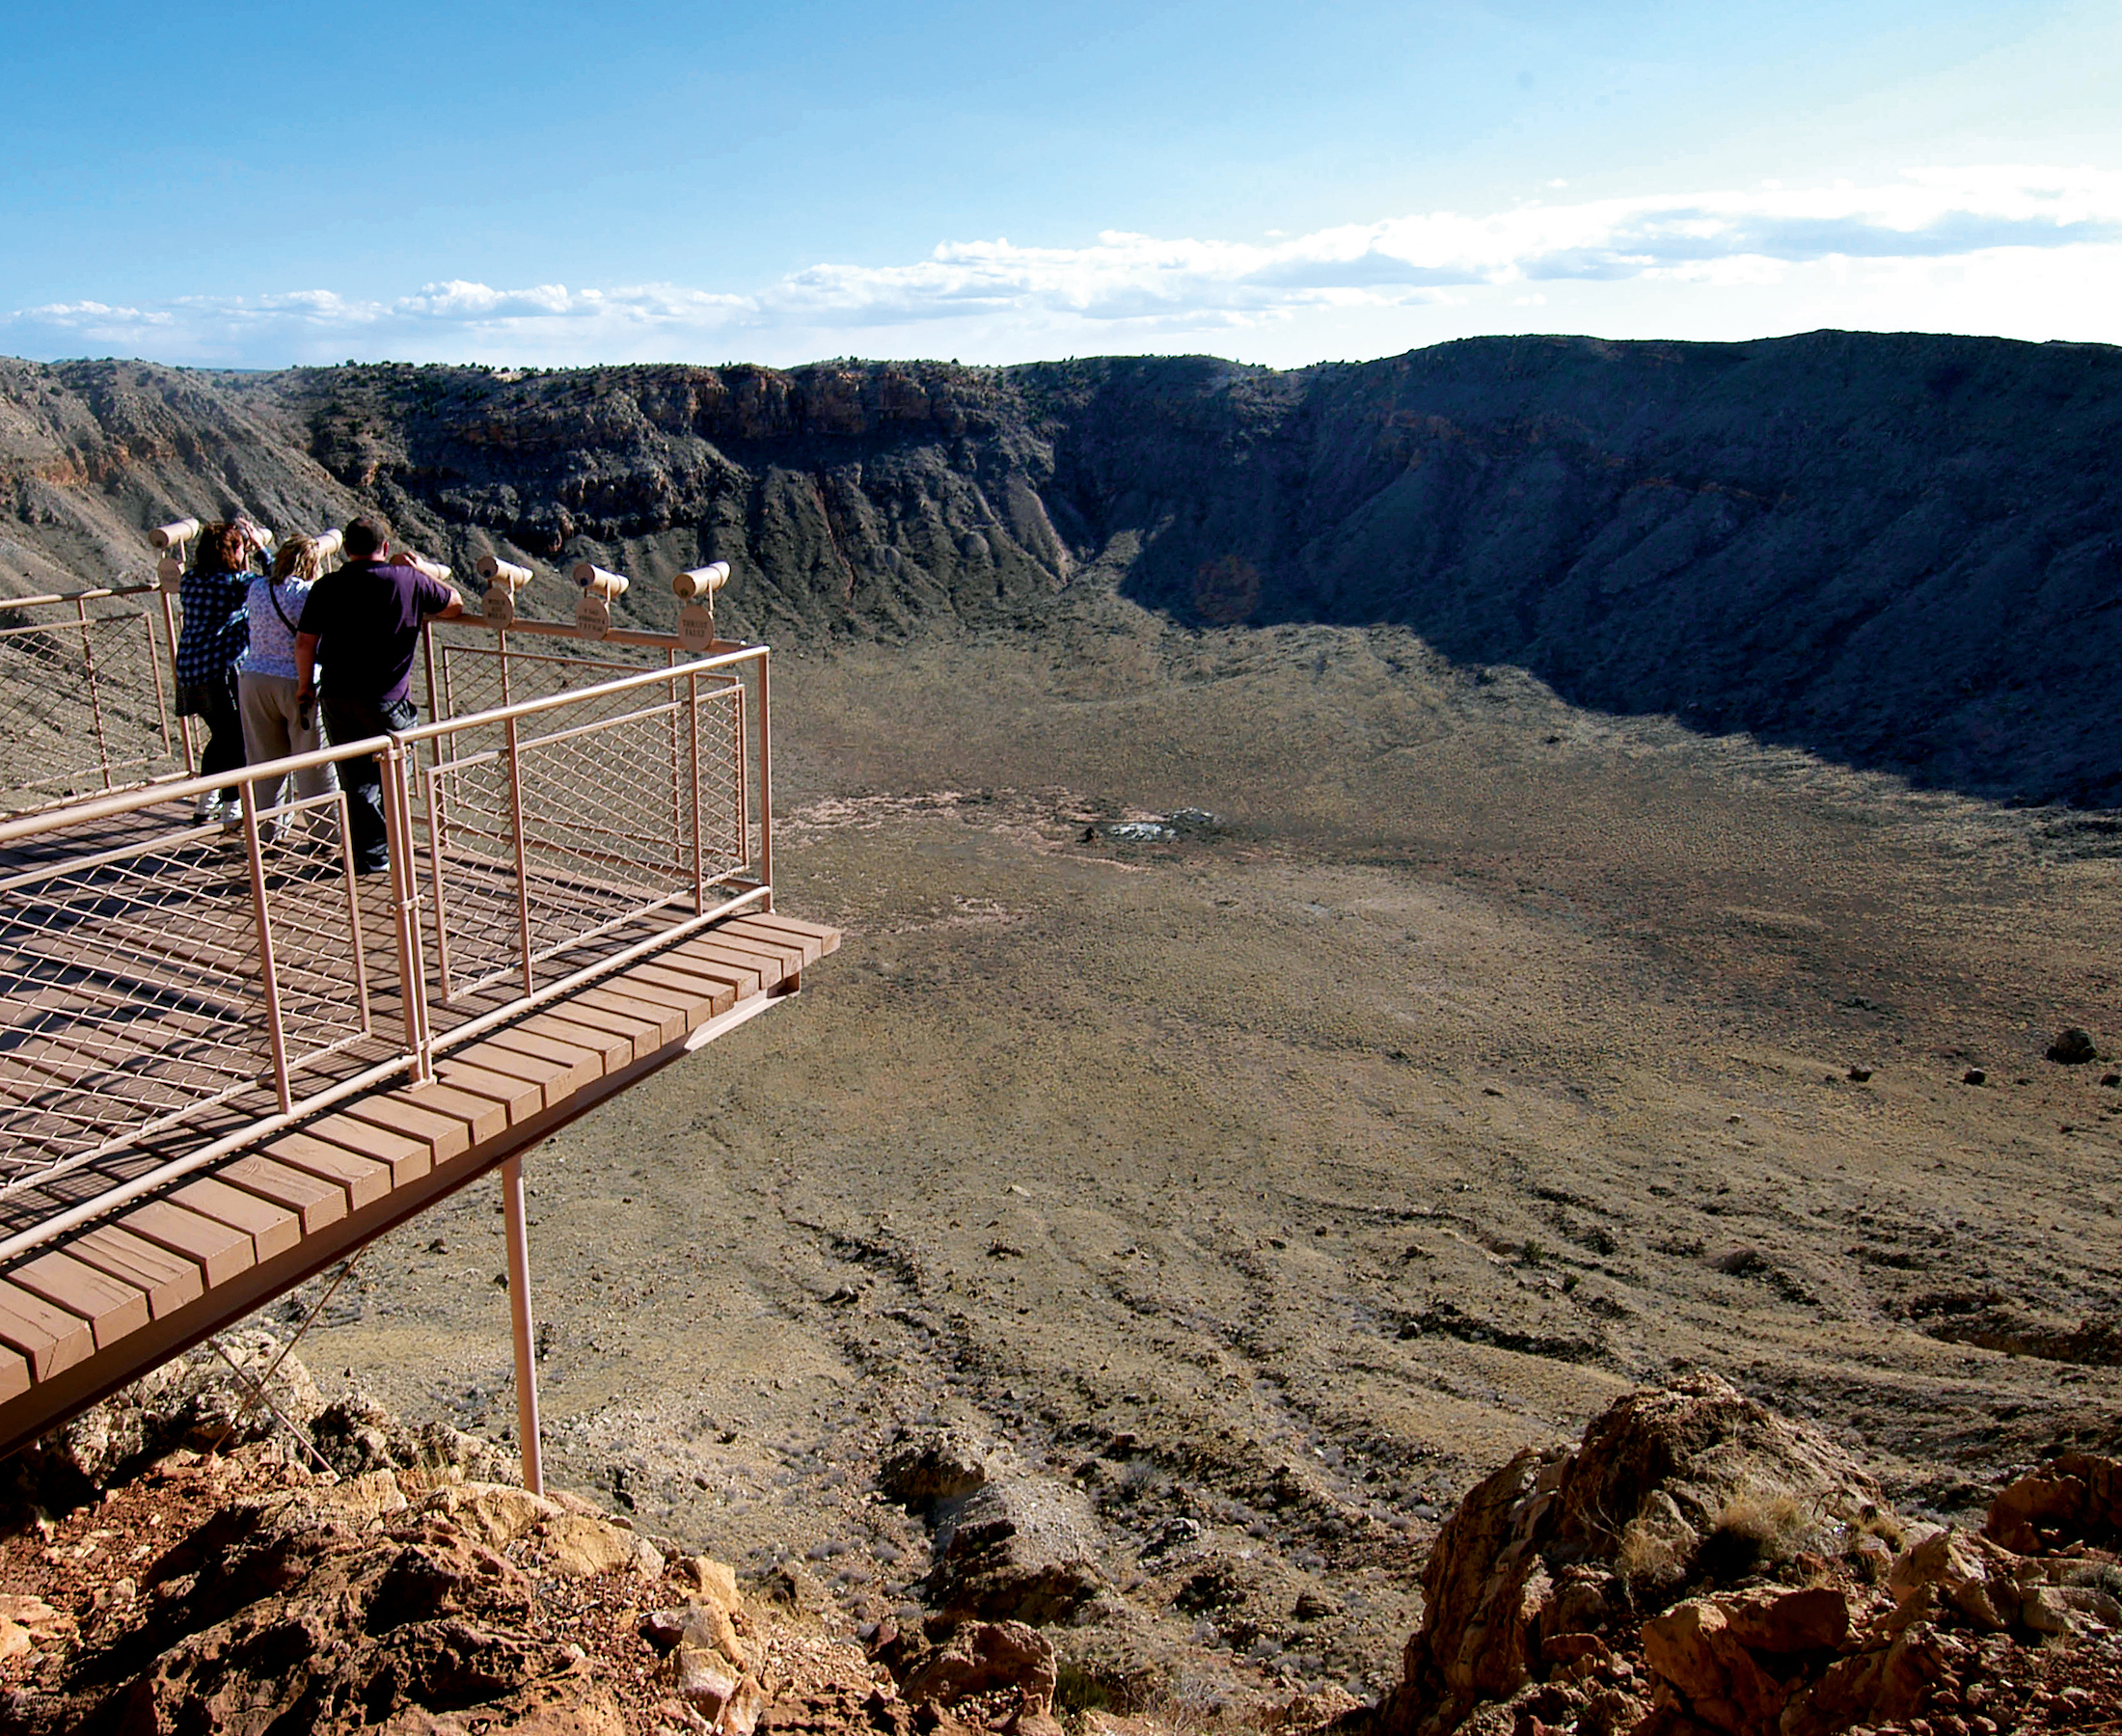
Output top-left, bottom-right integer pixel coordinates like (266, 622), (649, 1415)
(174, 521), (256, 826)
(238, 533), (338, 835)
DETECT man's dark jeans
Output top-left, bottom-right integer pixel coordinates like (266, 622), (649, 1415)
(321, 693), (418, 872)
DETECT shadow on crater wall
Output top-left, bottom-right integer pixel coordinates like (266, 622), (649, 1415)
(1029, 332), (2122, 808)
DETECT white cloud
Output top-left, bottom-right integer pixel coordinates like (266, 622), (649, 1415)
(7, 166), (2121, 368)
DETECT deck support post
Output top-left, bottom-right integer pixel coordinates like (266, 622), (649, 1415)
(501, 1153), (544, 1498)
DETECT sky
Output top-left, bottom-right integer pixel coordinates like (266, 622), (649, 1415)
(3, 0), (2118, 370)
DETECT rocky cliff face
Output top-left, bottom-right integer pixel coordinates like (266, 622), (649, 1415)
(4, 332), (2117, 803)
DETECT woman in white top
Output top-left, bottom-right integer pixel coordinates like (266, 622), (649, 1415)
(238, 534), (339, 827)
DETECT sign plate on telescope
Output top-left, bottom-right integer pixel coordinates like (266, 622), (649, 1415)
(678, 602), (715, 655)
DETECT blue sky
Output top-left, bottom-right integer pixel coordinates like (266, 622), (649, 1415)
(4, 0), (2118, 368)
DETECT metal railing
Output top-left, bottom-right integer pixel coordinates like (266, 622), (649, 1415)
(0, 640), (773, 1256)
(0, 584), (187, 812)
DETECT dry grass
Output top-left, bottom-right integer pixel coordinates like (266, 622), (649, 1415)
(1614, 1513), (1693, 1591)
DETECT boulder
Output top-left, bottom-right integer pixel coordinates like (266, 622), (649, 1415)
(538, 1512), (640, 1579)
(1716, 1584), (1852, 1653)
(1779, 1622), (1945, 1736)
(881, 1427), (994, 1512)
(1888, 1526), (2027, 1631)
(667, 1554), (744, 1613)
(1641, 1598), (1792, 1733)
(645, 1596), (762, 1736)
(1542, 1376), (1877, 1581)
(925, 1472), (1103, 1622)
(2048, 1027), (2099, 1064)
(8, 1331), (325, 1513)
(310, 1391), (519, 1488)
(898, 1618), (1059, 1722)
(1380, 1445), (1564, 1733)
(416, 1480), (557, 1548)
(317, 1468), (410, 1530)
(1984, 1451), (2122, 1552)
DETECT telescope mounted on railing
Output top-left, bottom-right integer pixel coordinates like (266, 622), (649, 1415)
(570, 561), (628, 639)
(313, 528), (345, 564)
(672, 562), (730, 654)
(149, 515), (281, 590)
(398, 549), (453, 590)
(476, 555), (533, 628)
(150, 519), (200, 591)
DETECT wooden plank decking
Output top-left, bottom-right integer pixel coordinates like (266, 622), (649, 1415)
(0, 886), (838, 1457)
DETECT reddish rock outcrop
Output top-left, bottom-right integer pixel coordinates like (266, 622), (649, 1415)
(1376, 1372), (1879, 1736)
(1985, 1450), (2122, 1554)
(1375, 1383), (2122, 1736)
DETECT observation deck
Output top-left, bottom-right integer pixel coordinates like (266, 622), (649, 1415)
(0, 577), (834, 1471)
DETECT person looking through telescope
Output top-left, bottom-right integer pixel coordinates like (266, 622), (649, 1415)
(294, 515), (463, 874)
(174, 521), (258, 827)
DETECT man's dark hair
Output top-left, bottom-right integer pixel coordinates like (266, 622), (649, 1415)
(342, 516), (389, 560)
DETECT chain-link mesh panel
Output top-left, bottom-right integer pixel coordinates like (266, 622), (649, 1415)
(253, 793), (375, 1070)
(0, 795), (379, 1188)
(0, 601), (179, 815)
(2, 825), (269, 1182)
(435, 639), (665, 723)
(420, 676), (748, 1003)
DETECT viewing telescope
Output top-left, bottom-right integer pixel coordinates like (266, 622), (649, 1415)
(398, 550), (453, 583)
(151, 519), (199, 590)
(570, 561), (628, 599)
(671, 561), (729, 601)
(476, 554), (532, 626)
(477, 555), (533, 592)
(570, 561), (626, 639)
(313, 528), (345, 563)
(673, 561), (730, 653)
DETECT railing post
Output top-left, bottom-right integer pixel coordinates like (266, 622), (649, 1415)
(426, 761), (456, 1005)
(505, 713), (534, 997)
(384, 739), (433, 1084)
(732, 684), (748, 889)
(501, 1152), (544, 1497)
(157, 585), (198, 776)
(756, 650), (773, 909)
(688, 671), (705, 912)
(419, 621), (441, 766)
(240, 784), (296, 1114)
(76, 598), (116, 793)
(667, 654), (684, 878)
(140, 608), (176, 764)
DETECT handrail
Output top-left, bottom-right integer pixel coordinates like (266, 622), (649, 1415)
(0, 642), (775, 1248)
(0, 645), (768, 847)
(0, 582), (159, 611)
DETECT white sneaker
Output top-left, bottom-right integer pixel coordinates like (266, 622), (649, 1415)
(192, 793), (217, 824)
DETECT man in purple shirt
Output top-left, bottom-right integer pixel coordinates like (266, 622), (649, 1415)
(295, 515), (463, 872)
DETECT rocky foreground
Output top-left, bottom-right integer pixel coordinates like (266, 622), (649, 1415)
(0, 1343), (2116, 1735)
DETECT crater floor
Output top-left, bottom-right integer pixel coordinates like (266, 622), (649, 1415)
(290, 588), (2122, 1704)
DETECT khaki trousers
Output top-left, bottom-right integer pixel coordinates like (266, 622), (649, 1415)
(238, 672), (338, 814)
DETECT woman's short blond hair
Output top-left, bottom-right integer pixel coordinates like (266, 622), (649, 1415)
(272, 535), (321, 583)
